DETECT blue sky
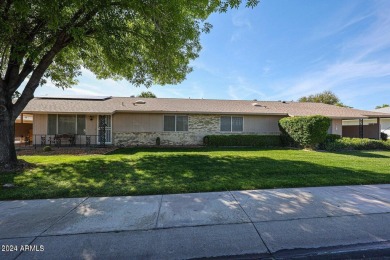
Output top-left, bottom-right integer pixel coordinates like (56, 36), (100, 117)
(35, 0), (390, 110)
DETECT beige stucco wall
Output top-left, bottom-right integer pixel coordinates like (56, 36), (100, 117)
(86, 115), (97, 136)
(244, 115), (284, 134)
(328, 119), (342, 135)
(113, 114), (282, 146)
(112, 113), (163, 133)
(32, 114), (48, 135)
(31, 114), (47, 145)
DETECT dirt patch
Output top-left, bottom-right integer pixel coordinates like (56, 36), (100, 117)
(17, 147), (118, 156)
(0, 159), (36, 173)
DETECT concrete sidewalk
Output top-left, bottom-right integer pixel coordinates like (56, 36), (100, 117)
(1, 184), (390, 259)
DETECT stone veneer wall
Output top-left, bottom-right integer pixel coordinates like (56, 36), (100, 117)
(113, 114), (280, 146)
(114, 114), (219, 146)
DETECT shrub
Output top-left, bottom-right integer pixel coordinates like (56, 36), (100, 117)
(318, 134), (341, 150)
(279, 115), (331, 148)
(325, 138), (390, 151)
(203, 136), (209, 145)
(381, 132), (388, 141)
(43, 146), (52, 152)
(203, 135), (281, 147)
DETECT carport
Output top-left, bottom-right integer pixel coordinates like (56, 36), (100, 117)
(342, 117), (388, 139)
(15, 113), (33, 144)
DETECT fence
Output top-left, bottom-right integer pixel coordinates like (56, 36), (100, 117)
(33, 134), (106, 148)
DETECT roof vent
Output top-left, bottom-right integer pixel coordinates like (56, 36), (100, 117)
(135, 100), (146, 104)
(252, 103), (262, 107)
(130, 95), (135, 98)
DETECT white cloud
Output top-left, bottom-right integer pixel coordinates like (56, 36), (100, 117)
(227, 76), (266, 100)
(232, 12), (252, 29)
(230, 10), (252, 42)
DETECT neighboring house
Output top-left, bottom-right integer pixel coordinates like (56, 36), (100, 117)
(16, 96), (390, 146)
(376, 107), (390, 135)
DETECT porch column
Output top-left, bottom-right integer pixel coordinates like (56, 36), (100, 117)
(377, 117), (380, 140)
(359, 119), (364, 138)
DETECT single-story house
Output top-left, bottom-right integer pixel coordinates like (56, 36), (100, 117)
(16, 96), (390, 146)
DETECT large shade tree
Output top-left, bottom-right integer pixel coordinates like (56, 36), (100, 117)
(138, 91), (156, 98)
(0, 0), (259, 168)
(298, 90), (349, 107)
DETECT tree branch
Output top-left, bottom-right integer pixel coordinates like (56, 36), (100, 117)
(9, 58), (34, 94)
(3, 46), (20, 85)
(12, 33), (73, 119)
(0, 44), (9, 78)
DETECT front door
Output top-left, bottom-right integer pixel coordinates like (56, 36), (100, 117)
(98, 115), (112, 144)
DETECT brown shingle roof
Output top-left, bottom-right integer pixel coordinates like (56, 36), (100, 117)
(375, 107), (390, 113)
(22, 97), (390, 119)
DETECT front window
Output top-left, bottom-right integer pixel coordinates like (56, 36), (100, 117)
(220, 116), (243, 132)
(47, 114), (86, 135)
(164, 115), (188, 132)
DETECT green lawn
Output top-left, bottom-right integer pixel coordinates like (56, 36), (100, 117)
(1, 147), (390, 200)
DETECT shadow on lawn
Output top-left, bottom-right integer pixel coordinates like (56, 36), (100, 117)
(329, 151), (390, 159)
(1, 154), (389, 200)
(107, 147), (284, 155)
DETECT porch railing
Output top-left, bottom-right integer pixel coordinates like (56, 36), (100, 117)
(33, 134), (107, 148)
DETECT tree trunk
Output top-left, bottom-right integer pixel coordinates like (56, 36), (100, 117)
(0, 111), (18, 167)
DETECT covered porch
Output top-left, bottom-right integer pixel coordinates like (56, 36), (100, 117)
(342, 117), (384, 139)
(15, 113), (33, 146)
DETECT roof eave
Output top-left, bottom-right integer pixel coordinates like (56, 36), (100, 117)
(113, 110), (288, 116)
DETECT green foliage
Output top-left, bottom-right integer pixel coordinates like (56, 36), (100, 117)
(376, 104), (390, 109)
(298, 90), (349, 107)
(138, 91), (157, 98)
(381, 132), (388, 141)
(43, 146), (52, 152)
(324, 134), (342, 143)
(318, 134), (341, 150)
(203, 135), (281, 147)
(325, 138), (390, 151)
(0, 0), (259, 89)
(279, 116), (331, 148)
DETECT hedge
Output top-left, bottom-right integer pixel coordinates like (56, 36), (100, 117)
(279, 115), (331, 148)
(203, 135), (281, 147)
(325, 138), (390, 151)
(318, 134), (341, 150)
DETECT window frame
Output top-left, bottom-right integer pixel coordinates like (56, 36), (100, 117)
(220, 116), (244, 132)
(163, 115), (189, 132)
(47, 114), (86, 135)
